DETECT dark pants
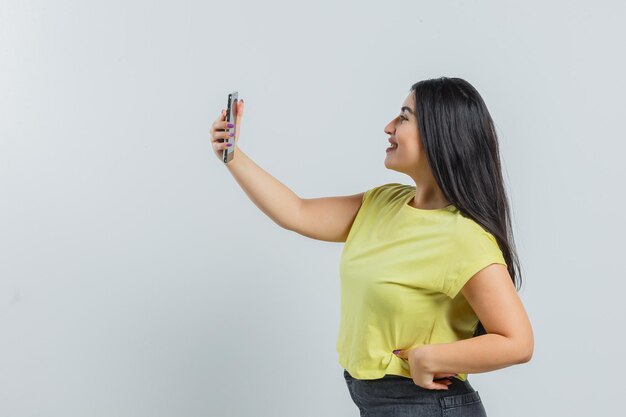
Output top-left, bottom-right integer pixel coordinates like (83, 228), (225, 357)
(343, 369), (488, 417)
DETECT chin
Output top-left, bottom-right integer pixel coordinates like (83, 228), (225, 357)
(384, 158), (409, 174)
(383, 159), (398, 172)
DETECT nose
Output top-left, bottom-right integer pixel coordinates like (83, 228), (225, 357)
(384, 119), (396, 135)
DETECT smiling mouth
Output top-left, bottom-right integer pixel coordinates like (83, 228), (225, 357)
(386, 143), (398, 152)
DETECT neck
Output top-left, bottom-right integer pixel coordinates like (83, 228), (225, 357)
(408, 169), (450, 209)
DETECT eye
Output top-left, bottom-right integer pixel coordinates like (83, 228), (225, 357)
(398, 115), (407, 122)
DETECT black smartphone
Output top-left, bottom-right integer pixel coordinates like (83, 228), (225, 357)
(223, 91), (238, 163)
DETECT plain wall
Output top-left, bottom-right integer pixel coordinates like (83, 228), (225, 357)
(1, 0), (625, 416)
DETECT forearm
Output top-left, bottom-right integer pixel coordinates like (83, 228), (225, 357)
(224, 146), (301, 230)
(418, 334), (531, 375)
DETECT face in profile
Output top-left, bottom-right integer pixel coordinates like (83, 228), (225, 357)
(383, 91), (426, 175)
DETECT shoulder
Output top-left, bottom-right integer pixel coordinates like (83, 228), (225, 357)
(364, 182), (410, 202)
(454, 213), (496, 239)
(443, 216), (508, 298)
(453, 216), (502, 254)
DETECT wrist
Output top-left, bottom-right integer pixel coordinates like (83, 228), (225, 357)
(413, 344), (435, 373)
(224, 146), (241, 166)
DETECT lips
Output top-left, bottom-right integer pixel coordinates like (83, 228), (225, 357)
(386, 138), (398, 152)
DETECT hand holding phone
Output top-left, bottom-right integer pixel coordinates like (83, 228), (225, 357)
(210, 91), (244, 163)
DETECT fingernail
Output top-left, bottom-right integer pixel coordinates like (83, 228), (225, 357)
(227, 143), (233, 147)
(227, 123), (234, 128)
(393, 350), (400, 354)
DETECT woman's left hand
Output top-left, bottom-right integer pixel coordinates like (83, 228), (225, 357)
(393, 346), (457, 390)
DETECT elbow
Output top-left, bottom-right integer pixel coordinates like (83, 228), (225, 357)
(507, 328), (533, 364)
(515, 341), (534, 364)
(518, 350), (533, 364)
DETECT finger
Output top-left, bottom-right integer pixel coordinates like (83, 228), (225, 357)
(413, 379), (450, 390)
(213, 140), (233, 151)
(212, 114), (235, 137)
(211, 110), (227, 132)
(213, 130), (234, 143)
(214, 109), (226, 123)
(393, 350), (406, 359)
(218, 106), (239, 131)
(214, 119), (235, 132)
(434, 373), (458, 379)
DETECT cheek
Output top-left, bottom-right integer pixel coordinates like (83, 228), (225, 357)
(399, 141), (419, 155)
(398, 130), (418, 150)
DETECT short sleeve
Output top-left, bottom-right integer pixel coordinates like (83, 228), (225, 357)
(343, 183), (405, 245)
(442, 228), (508, 299)
(362, 182), (403, 206)
(361, 186), (378, 204)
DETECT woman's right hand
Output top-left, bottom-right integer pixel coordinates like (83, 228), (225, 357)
(210, 99), (244, 162)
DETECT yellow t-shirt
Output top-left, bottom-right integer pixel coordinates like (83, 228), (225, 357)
(336, 182), (508, 382)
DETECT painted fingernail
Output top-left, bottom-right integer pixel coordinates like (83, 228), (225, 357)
(227, 123), (234, 128)
(227, 143), (233, 147)
(393, 350), (400, 354)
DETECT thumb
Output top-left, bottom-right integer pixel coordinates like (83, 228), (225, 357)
(236, 98), (244, 123)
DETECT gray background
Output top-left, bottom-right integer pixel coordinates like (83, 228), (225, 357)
(1, 0), (624, 416)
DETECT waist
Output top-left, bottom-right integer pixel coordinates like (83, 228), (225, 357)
(343, 368), (474, 392)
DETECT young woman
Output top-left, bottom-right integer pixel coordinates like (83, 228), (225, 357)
(210, 77), (533, 417)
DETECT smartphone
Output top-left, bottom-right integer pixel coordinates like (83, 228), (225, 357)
(223, 91), (238, 163)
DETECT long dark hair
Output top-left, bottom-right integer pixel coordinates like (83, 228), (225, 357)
(410, 77), (522, 337)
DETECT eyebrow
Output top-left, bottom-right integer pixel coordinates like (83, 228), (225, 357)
(401, 106), (414, 115)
